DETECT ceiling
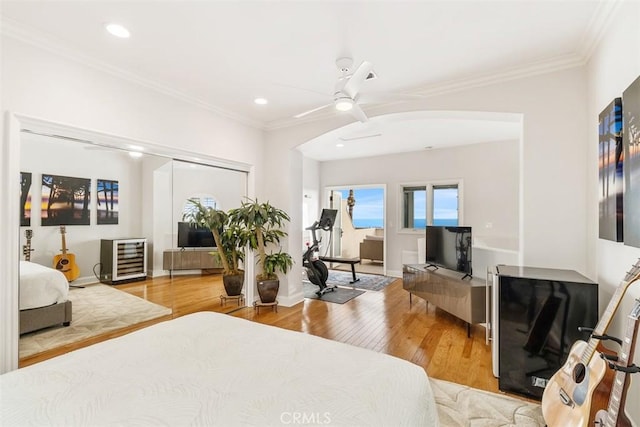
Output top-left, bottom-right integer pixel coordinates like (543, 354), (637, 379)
(1, 1), (615, 160)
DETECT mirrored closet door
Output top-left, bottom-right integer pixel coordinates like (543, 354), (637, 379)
(18, 130), (248, 366)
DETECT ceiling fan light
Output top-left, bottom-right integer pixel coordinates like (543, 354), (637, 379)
(105, 23), (130, 38)
(335, 98), (354, 112)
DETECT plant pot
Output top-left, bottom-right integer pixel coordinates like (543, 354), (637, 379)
(257, 278), (279, 303)
(222, 273), (244, 296)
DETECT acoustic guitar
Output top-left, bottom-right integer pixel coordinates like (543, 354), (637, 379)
(53, 225), (80, 281)
(593, 299), (640, 427)
(23, 229), (33, 261)
(541, 259), (640, 426)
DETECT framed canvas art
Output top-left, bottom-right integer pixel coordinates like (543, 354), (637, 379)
(97, 179), (119, 225)
(598, 97), (623, 242)
(20, 172), (33, 227)
(41, 174), (91, 226)
(624, 76), (640, 247)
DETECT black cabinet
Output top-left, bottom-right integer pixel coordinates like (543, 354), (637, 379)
(494, 265), (598, 400)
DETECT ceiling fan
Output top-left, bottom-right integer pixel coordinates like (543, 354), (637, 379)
(293, 57), (377, 123)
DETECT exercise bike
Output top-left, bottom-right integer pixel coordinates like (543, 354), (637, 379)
(303, 209), (338, 297)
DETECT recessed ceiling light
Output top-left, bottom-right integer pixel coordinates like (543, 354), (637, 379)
(105, 23), (130, 39)
(336, 143), (345, 148)
(129, 145), (144, 151)
(254, 97), (268, 105)
(129, 151), (142, 158)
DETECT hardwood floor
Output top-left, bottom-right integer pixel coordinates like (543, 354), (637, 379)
(19, 273), (499, 394)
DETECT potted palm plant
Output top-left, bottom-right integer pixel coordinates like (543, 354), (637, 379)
(229, 198), (294, 304)
(183, 199), (246, 296)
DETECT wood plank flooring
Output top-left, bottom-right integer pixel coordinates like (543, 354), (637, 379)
(19, 272), (499, 394)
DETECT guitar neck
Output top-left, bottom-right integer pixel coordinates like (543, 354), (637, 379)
(604, 301), (640, 426)
(60, 229), (68, 255)
(580, 267), (640, 365)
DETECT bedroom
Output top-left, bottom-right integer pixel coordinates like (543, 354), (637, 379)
(1, 1), (640, 425)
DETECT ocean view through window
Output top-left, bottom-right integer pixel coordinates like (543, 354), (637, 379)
(401, 182), (460, 230)
(339, 188), (384, 228)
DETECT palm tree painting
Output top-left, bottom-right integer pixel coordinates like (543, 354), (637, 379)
(20, 171), (32, 226)
(97, 179), (119, 225)
(41, 174), (91, 226)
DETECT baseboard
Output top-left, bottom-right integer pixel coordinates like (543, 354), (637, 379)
(276, 291), (304, 307)
(387, 269), (403, 278)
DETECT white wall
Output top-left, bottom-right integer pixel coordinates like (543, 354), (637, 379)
(143, 156), (173, 276)
(302, 156), (320, 247)
(319, 139), (519, 276)
(586, 1), (640, 423)
(1, 37), (264, 175)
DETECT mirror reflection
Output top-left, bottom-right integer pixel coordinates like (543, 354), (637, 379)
(18, 131), (248, 366)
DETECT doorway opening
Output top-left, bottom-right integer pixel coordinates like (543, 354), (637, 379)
(325, 185), (385, 276)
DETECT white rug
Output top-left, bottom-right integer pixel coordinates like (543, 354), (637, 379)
(20, 284), (172, 358)
(430, 378), (545, 426)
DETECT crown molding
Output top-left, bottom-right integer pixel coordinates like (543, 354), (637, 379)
(265, 52), (585, 131)
(3, 0), (619, 135)
(577, 0), (624, 61)
(0, 17), (264, 130)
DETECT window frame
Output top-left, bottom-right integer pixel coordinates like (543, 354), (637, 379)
(398, 179), (464, 234)
(182, 196), (218, 218)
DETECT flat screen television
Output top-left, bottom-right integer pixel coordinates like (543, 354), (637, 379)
(425, 225), (472, 278)
(177, 222), (216, 248)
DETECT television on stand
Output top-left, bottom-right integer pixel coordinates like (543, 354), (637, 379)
(425, 225), (472, 279)
(177, 222), (216, 248)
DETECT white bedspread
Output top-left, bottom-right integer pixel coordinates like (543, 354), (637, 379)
(1, 312), (438, 426)
(19, 260), (69, 310)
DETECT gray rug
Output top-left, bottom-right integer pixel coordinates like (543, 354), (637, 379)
(303, 282), (365, 304)
(321, 269), (397, 291)
(20, 284), (172, 358)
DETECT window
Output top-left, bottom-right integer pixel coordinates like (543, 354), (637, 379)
(432, 185), (459, 226)
(401, 181), (461, 230)
(402, 186), (426, 229)
(182, 196), (218, 217)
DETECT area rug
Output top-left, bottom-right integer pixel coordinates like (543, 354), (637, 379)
(305, 269), (397, 292)
(19, 284), (172, 358)
(429, 378), (545, 426)
(303, 282), (364, 304)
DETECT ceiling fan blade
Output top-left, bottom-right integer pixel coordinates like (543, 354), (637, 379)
(347, 103), (369, 123)
(293, 103), (333, 119)
(343, 61), (374, 99)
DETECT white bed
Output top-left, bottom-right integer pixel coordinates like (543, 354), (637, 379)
(18, 261), (72, 335)
(1, 311), (438, 426)
(19, 260), (69, 310)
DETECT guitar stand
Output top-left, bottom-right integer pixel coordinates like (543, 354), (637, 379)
(606, 362), (640, 374)
(578, 327), (623, 346)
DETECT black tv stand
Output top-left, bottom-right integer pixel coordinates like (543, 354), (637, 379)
(461, 273), (473, 280)
(424, 264), (439, 271)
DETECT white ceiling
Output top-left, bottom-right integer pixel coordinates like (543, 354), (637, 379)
(1, 1), (615, 160)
